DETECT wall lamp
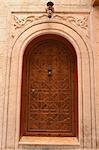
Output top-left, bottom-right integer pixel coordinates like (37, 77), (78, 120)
(46, 1), (54, 18)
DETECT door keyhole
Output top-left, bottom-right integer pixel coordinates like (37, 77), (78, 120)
(48, 65), (52, 76)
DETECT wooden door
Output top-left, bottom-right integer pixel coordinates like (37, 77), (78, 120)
(20, 35), (78, 137)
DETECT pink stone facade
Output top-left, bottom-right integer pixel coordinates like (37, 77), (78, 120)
(0, 0), (99, 149)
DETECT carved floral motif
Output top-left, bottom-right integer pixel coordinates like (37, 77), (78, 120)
(66, 16), (88, 29)
(13, 15), (48, 29)
(12, 14), (89, 37)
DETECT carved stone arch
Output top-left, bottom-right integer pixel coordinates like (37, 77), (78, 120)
(5, 21), (96, 149)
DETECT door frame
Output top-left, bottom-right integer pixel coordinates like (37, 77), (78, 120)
(3, 20), (96, 149)
(20, 34), (78, 138)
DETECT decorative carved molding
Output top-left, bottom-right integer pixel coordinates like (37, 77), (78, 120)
(13, 14), (48, 29)
(12, 14), (89, 38)
(54, 15), (88, 29)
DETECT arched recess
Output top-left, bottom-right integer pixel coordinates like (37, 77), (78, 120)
(20, 34), (78, 138)
(4, 20), (96, 149)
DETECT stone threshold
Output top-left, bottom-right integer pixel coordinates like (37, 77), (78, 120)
(19, 136), (80, 146)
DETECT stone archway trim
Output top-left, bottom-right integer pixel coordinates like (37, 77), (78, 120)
(2, 20), (96, 149)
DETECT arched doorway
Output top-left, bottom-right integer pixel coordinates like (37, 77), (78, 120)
(20, 34), (78, 138)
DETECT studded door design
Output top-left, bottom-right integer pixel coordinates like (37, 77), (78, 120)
(21, 38), (78, 137)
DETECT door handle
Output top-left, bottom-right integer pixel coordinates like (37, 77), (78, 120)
(48, 65), (52, 76)
(31, 88), (35, 93)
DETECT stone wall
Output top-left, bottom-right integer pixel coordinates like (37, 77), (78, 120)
(90, 6), (99, 148)
(0, 0), (99, 150)
(5, 0), (91, 6)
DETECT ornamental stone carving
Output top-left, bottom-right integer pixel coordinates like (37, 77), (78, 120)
(11, 14), (89, 38)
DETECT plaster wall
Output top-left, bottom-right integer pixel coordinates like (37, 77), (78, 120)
(0, 0), (98, 150)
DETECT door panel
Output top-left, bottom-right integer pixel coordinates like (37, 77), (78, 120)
(21, 37), (78, 137)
